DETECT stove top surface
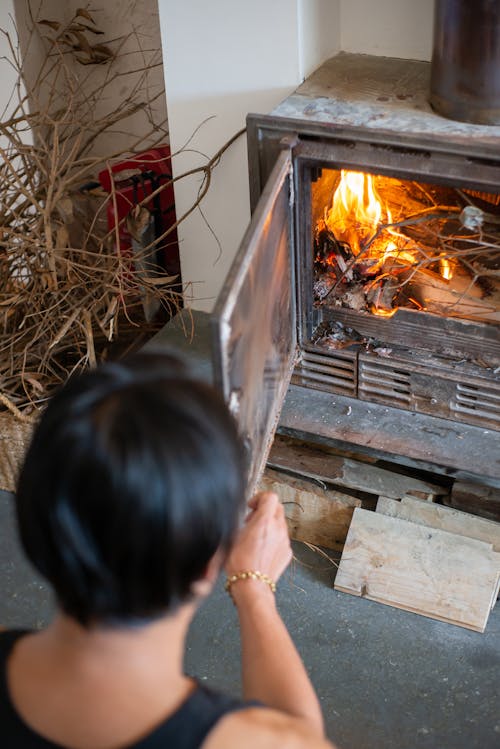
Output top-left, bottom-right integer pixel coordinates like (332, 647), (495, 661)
(271, 53), (500, 149)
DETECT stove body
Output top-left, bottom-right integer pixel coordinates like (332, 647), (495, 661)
(212, 54), (500, 492)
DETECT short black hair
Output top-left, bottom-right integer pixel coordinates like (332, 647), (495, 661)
(16, 351), (245, 626)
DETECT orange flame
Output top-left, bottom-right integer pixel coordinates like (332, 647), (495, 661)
(370, 305), (398, 318)
(439, 256), (453, 280)
(325, 170), (389, 255)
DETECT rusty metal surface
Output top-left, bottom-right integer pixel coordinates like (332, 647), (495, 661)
(279, 383), (500, 486)
(317, 307), (500, 366)
(270, 53), (500, 146)
(212, 151), (297, 496)
(147, 311), (500, 485)
(357, 350), (500, 432)
(293, 338), (500, 432)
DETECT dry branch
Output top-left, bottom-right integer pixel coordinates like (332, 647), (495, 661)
(0, 4), (244, 412)
(317, 179), (500, 321)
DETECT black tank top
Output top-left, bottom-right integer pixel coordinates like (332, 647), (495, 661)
(0, 630), (248, 748)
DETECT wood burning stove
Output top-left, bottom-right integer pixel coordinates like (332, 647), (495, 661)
(211, 54), (500, 493)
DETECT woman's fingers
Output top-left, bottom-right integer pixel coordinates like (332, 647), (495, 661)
(247, 491), (278, 514)
(244, 491), (277, 522)
(247, 493), (260, 511)
(226, 489), (292, 583)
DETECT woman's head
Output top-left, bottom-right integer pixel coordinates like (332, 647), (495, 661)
(16, 351), (245, 626)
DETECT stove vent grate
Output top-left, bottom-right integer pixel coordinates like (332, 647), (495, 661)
(358, 360), (411, 406)
(293, 348), (356, 395)
(451, 382), (500, 427)
(294, 345), (500, 431)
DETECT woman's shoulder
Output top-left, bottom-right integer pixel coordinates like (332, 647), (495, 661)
(202, 705), (336, 749)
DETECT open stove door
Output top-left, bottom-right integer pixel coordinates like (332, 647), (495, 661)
(212, 148), (297, 497)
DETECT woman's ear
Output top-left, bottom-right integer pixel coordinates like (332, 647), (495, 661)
(190, 549), (224, 598)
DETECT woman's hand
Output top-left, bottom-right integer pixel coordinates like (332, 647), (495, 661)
(225, 492), (292, 586)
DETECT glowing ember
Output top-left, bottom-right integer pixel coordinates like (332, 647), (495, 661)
(369, 305), (398, 318)
(408, 297), (425, 310)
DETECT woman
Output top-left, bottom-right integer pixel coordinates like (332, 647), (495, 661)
(1, 352), (334, 748)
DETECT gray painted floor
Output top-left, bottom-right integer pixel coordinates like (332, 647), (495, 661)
(1, 489), (500, 748)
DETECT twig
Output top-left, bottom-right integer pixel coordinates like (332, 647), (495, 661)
(0, 4), (242, 410)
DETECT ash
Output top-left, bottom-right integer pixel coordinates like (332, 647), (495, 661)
(311, 321), (365, 350)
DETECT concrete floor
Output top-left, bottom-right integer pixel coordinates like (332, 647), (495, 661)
(1, 488), (500, 748)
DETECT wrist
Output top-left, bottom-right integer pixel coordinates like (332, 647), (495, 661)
(226, 576), (277, 610)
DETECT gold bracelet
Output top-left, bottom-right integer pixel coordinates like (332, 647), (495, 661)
(224, 570), (276, 602)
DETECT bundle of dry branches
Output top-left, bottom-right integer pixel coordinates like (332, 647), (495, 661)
(0, 5), (243, 414)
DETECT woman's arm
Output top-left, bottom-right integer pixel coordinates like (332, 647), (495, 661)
(225, 492), (325, 736)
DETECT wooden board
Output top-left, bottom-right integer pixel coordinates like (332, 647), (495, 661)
(259, 469), (360, 550)
(446, 481), (500, 523)
(334, 508), (500, 632)
(376, 495), (500, 552)
(268, 435), (443, 500)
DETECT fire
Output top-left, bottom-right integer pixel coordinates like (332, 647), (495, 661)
(325, 170), (388, 255)
(439, 256), (453, 280)
(313, 167), (489, 324)
(379, 241), (417, 269)
(369, 305), (398, 318)
(323, 170), (455, 284)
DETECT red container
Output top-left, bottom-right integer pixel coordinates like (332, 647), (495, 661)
(98, 145), (180, 279)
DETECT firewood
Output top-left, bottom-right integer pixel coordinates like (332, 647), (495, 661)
(445, 481), (500, 523)
(259, 469), (360, 550)
(335, 508), (500, 632)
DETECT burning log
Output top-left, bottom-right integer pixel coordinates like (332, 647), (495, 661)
(314, 222), (353, 282)
(365, 277), (398, 314)
(405, 268), (500, 323)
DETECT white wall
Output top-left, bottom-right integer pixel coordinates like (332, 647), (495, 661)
(12, 0), (167, 159)
(0, 1), (21, 109)
(158, 0), (341, 311)
(68, 0), (168, 158)
(0, 1), (31, 149)
(340, 0), (434, 61)
(298, 0), (342, 79)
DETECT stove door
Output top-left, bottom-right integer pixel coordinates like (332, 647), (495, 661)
(212, 149), (296, 496)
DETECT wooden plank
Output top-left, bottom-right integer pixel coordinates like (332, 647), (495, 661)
(446, 481), (500, 523)
(268, 435), (444, 500)
(493, 565), (500, 609)
(377, 496), (500, 608)
(259, 469), (360, 550)
(334, 508), (499, 632)
(376, 495), (500, 552)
